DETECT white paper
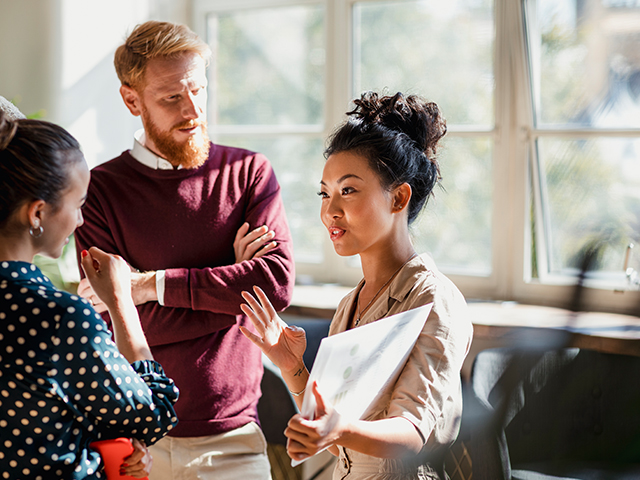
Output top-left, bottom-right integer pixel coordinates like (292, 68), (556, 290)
(291, 303), (433, 466)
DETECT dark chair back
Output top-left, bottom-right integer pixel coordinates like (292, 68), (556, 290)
(469, 348), (640, 479)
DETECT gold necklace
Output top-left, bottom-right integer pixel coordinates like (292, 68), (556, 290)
(355, 252), (417, 327)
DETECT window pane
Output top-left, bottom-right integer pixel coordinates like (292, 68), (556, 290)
(412, 137), (493, 275)
(538, 137), (640, 274)
(353, 0), (494, 126)
(207, 6), (325, 126)
(215, 135), (326, 263)
(533, 0), (640, 127)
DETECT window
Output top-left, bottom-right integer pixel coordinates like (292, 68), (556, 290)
(521, 0), (640, 312)
(526, 0), (640, 280)
(194, 0), (640, 312)
(353, 0), (495, 277)
(203, 4), (326, 264)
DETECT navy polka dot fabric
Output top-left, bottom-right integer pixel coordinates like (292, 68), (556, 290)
(0, 261), (179, 479)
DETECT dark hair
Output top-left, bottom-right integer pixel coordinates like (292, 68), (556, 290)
(325, 91), (446, 224)
(0, 111), (82, 229)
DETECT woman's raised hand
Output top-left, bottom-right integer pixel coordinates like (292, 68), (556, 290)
(80, 247), (133, 311)
(240, 286), (307, 374)
(81, 246), (152, 363)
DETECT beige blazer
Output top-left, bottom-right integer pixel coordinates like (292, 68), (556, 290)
(328, 254), (473, 480)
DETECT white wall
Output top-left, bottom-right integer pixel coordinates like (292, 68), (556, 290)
(0, 0), (191, 168)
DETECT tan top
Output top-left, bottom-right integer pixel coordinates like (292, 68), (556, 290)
(329, 254), (473, 480)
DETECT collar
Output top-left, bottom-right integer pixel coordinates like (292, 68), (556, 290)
(131, 129), (183, 170)
(353, 254), (431, 324)
(387, 254), (431, 303)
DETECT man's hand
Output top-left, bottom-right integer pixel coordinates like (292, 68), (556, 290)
(234, 222), (277, 263)
(79, 261), (157, 309)
(130, 270), (158, 305)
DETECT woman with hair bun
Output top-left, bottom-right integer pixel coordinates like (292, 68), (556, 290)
(0, 111), (179, 479)
(241, 92), (473, 479)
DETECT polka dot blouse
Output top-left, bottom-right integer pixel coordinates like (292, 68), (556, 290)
(0, 261), (179, 479)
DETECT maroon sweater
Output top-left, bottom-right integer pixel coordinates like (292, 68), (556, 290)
(75, 143), (295, 437)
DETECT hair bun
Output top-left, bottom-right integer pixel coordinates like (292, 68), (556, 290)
(327, 91), (447, 224)
(0, 110), (19, 151)
(349, 91), (446, 159)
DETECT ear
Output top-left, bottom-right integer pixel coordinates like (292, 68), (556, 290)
(120, 85), (142, 117)
(391, 183), (412, 213)
(26, 199), (47, 227)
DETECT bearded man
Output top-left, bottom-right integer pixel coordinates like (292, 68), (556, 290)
(75, 21), (294, 480)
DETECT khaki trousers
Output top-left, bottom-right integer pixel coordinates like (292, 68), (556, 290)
(148, 422), (272, 480)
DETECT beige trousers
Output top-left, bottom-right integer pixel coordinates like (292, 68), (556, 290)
(148, 422), (272, 480)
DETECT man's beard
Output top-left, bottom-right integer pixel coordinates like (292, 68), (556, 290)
(142, 109), (210, 169)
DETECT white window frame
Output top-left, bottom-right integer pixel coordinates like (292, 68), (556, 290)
(193, 0), (640, 314)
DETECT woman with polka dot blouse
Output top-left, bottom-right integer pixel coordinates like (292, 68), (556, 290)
(0, 111), (179, 479)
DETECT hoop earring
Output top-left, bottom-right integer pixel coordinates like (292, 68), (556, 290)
(29, 223), (44, 238)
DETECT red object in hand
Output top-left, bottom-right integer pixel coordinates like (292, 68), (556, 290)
(90, 438), (148, 480)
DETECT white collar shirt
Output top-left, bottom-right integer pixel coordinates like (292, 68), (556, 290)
(130, 129), (183, 170)
(127, 129), (175, 304)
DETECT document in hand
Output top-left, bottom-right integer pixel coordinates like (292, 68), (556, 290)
(292, 303), (433, 466)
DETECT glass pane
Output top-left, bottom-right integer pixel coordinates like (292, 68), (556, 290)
(532, 0), (640, 127)
(214, 135), (326, 263)
(538, 137), (640, 274)
(207, 6), (325, 126)
(353, 0), (495, 126)
(412, 137), (493, 275)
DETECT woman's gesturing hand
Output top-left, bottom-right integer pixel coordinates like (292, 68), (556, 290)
(285, 381), (344, 461)
(239, 286), (307, 374)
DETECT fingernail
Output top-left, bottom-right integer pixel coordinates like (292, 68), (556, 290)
(81, 250), (88, 258)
